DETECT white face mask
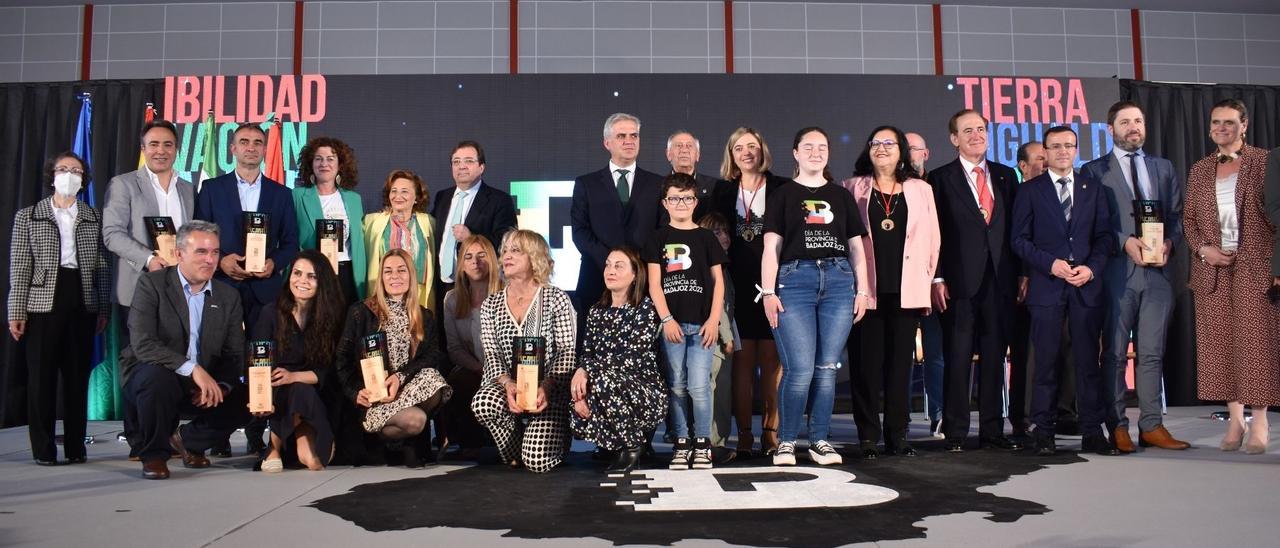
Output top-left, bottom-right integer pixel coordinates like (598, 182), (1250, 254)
(53, 172), (83, 197)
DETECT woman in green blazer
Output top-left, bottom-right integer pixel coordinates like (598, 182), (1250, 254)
(362, 169), (439, 313)
(293, 137), (367, 304)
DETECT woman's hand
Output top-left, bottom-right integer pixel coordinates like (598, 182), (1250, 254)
(504, 380), (521, 413)
(662, 320), (684, 344)
(8, 320), (24, 341)
(1200, 245), (1236, 267)
(270, 368), (293, 387)
(699, 319), (719, 349)
(763, 294), (784, 329)
(355, 389), (372, 408)
(532, 386), (549, 414)
(572, 399), (591, 419)
(384, 373), (401, 402)
(570, 368), (588, 402)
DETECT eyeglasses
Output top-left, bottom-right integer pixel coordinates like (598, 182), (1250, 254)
(869, 140), (899, 150)
(53, 166), (85, 175)
(663, 196), (697, 205)
(1044, 143), (1078, 151)
(451, 158), (479, 166)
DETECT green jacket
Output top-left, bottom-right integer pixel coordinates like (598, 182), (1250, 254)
(292, 185), (367, 299)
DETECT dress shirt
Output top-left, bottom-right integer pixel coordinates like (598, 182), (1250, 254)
(438, 180), (483, 283)
(236, 170), (263, 212)
(609, 161), (637, 191)
(145, 165), (186, 232)
(1112, 148), (1154, 201)
(52, 199), (79, 268)
(957, 156), (989, 207)
(175, 267), (210, 377)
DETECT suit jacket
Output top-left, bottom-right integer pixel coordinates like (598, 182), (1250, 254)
(927, 158), (1020, 299)
(570, 166), (665, 302)
(430, 181), (518, 258)
(7, 197), (111, 320)
(690, 172), (737, 224)
(1185, 145), (1274, 296)
(102, 169), (196, 307)
(119, 268), (245, 387)
(1264, 146), (1280, 276)
(1081, 150), (1183, 292)
(292, 185), (367, 299)
(1011, 171), (1116, 307)
(843, 176), (941, 310)
(193, 172), (299, 305)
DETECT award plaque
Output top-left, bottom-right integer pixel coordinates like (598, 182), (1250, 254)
(511, 336), (546, 412)
(1134, 200), (1165, 264)
(243, 212), (269, 273)
(247, 341), (274, 414)
(360, 332), (390, 404)
(144, 216), (178, 266)
(316, 219), (344, 274)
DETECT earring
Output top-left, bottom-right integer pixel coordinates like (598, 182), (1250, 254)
(309, 174), (315, 184)
(335, 174), (342, 186)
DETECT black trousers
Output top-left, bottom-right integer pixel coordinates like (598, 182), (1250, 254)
(123, 362), (249, 461)
(338, 261), (357, 307)
(940, 264), (1010, 441)
(1028, 296), (1107, 438)
(851, 294), (920, 446)
(25, 268), (95, 461)
(117, 303), (139, 455)
(1008, 306), (1078, 429)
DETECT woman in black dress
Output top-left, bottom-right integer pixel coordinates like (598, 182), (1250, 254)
(252, 249), (344, 472)
(719, 127), (785, 455)
(569, 247), (665, 473)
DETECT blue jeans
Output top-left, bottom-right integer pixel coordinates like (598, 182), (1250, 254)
(919, 312), (945, 421)
(773, 258), (855, 443)
(662, 322), (714, 439)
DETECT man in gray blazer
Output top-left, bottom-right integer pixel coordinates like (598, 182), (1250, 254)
(120, 221), (248, 479)
(1081, 101), (1190, 453)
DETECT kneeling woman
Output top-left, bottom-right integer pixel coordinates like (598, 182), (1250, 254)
(570, 247), (665, 473)
(252, 250), (345, 472)
(472, 229), (577, 473)
(336, 249), (452, 467)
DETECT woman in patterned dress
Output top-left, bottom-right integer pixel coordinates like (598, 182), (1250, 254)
(569, 247), (665, 473)
(472, 229), (577, 473)
(1185, 99), (1279, 454)
(335, 249), (452, 467)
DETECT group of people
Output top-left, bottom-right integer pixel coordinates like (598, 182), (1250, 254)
(7, 100), (1279, 479)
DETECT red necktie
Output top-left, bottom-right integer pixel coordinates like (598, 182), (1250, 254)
(974, 165), (994, 225)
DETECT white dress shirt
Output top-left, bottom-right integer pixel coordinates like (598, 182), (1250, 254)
(609, 160), (637, 190)
(957, 156), (990, 208)
(145, 166), (186, 232)
(52, 199), (79, 268)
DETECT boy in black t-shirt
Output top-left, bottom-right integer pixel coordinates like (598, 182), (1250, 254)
(643, 173), (726, 470)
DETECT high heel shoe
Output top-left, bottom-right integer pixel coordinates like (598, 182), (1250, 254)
(1244, 440), (1267, 454)
(735, 430), (756, 459)
(1221, 437), (1243, 451)
(761, 427), (779, 456)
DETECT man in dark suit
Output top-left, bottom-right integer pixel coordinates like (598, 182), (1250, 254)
(667, 130), (734, 223)
(1081, 101), (1190, 453)
(1011, 126), (1118, 456)
(927, 109), (1023, 452)
(432, 140), (518, 290)
(121, 221), (250, 479)
(571, 112), (665, 317)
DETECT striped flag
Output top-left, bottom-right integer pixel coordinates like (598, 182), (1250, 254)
(137, 103), (155, 169)
(198, 110), (218, 189)
(73, 93), (94, 206)
(263, 115), (285, 185)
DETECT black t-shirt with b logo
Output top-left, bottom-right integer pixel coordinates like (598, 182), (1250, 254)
(642, 225), (728, 325)
(764, 179), (866, 262)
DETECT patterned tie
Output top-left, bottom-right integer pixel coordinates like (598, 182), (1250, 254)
(973, 165), (994, 224)
(1126, 152), (1145, 201)
(1058, 177), (1073, 222)
(440, 190), (469, 282)
(616, 169), (631, 204)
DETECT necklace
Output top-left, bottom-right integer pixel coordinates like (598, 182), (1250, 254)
(875, 182), (902, 231)
(738, 180), (765, 242)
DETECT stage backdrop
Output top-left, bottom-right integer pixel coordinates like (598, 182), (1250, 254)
(3, 73), (1124, 423)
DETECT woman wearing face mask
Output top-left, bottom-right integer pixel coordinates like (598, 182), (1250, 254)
(7, 152), (110, 465)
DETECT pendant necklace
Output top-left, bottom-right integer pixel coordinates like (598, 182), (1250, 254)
(877, 182), (901, 231)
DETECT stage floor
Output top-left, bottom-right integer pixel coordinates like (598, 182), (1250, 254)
(0, 406), (1275, 548)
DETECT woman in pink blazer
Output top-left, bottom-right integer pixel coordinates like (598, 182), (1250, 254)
(841, 125), (941, 458)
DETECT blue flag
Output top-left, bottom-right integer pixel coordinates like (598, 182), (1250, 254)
(73, 93), (94, 207)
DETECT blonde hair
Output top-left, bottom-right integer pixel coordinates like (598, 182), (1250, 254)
(501, 229), (554, 286)
(719, 127), (772, 181)
(453, 235), (501, 319)
(367, 249), (425, 346)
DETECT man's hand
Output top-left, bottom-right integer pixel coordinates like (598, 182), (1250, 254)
(1066, 266), (1094, 287)
(1017, 276), (1029, 304)
(451, 224), (473, 242)
(930, 282), (949, 313)
(190, 366), (223, 408)
(146, 255), (167, 272)
(252, 258), (276, 279)
(698, 319), (719, 349)
(1124, 237), (1148, 266)
(1051, 259), (1075, 280)
(220, 254), (250, 281)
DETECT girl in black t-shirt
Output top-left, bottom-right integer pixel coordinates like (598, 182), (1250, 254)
(760, 127), (870, 467)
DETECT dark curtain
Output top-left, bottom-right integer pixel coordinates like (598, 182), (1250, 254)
(0, 79), (162, 427)
(1120, 80), (1280, 405)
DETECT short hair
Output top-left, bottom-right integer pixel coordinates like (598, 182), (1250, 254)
(1106, 101), (1143, 125)
(177, 219), (220, 250)
(666, 130), (700, 151)
(1211, 98), (1249, 122)
(595, 246), (647, 308)
(791, 126), (833, 182)
(381, 169), (429, 212)
(501, 229), (555, 286)
(852, 125), (915, 183)
(602, 113), (641, 140)
(450, 140), (486, 166)
(947, 109), (988, 135)
(661, 172), (698, 197)
(719, 127), (773, 181)
(140, 119), (178, 145)
(698, 211), (730, 234)
(43, 151), (89, 187)
(232, 122), (267, 140)
(1043, 125), (1077, 143)
(1016, 141), (1042, 164)
(297, 136), (359, 190)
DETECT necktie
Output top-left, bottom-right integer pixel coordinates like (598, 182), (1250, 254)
(1058, 177), (1073, 222)
(616, 169), (631, 204)
(1127, 153), (1145, 201)
(440, 190), (469, 282)
(973, 165), (994, 224)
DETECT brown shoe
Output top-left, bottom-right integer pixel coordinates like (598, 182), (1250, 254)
(142, 459), (171, 480)
(170, 430), (210, 469)
(1112, 427), (1136, 453)
(1140, 425), (1191, 450)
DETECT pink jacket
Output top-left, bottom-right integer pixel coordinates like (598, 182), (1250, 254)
(841, 176), (941, 310)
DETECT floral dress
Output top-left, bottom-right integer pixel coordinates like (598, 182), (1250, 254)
(571, 298), (666, 451)
(362, 298), (452, 432)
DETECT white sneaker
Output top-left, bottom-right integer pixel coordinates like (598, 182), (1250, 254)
(808, 440), (843, 465)
(773, 441), (797, 466)
(669, 438), (692, 469)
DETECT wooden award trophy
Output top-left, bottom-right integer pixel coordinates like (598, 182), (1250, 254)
(511, 336), (546, 412)
(360, 332), (390, 404)
(1135, 200), (1165, 264)
(247, 341), (274, 414)
(243, 212), (269, 273)
(144, 216), (177, 265)
(316, 219), (344, 274)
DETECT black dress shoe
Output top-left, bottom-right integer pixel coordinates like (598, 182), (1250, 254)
(1056, 419), (1081, 436)
(66, 456), (87, 464)
(946, 439), (965, 453)
(209, 442), (232, 459)
(859, 441), (879, 460)
(1034, 434), (1057, 456)
(1082, 436), (1120, 456)
(886, 442), (917, 457)
(979, 436), (1024, 451)
(606, 445), (642, 474)
(34, 458), (58, 466)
